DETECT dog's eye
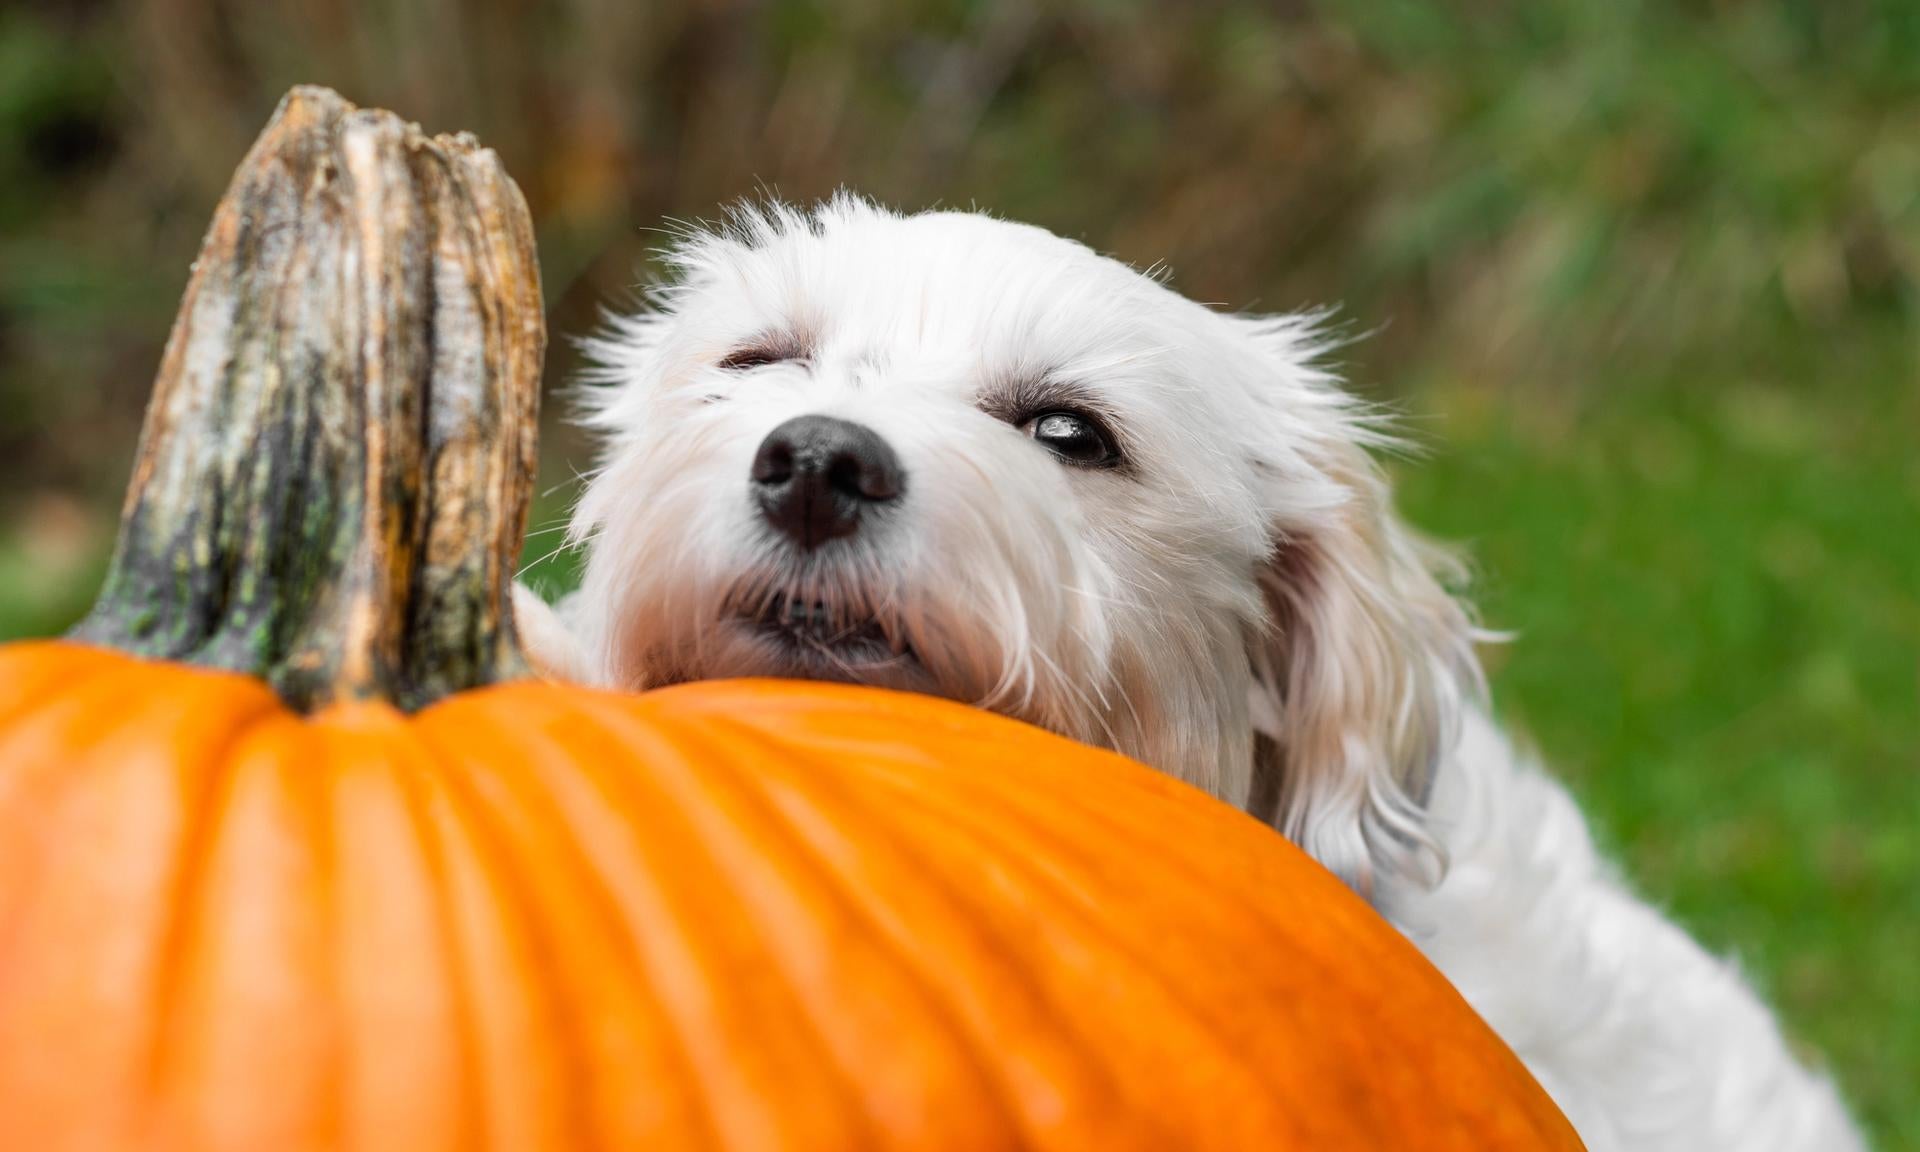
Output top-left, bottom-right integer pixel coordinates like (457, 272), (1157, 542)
(1025, 411), (1120, 468)
(717, 347), (791, 371)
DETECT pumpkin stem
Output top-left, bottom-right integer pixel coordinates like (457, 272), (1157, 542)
(71, 86), (545, 712)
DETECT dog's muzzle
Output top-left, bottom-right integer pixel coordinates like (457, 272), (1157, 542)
(750, 414), (904, 549)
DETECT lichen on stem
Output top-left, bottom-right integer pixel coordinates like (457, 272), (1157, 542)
(72, 86), (546, 712)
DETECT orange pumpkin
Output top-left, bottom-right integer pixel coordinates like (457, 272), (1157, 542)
(0, 657), (1583, 1152)
(0, 87), (1583, 1151)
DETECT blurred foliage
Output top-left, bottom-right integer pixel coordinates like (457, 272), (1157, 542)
(1, 0), (1915, 1142)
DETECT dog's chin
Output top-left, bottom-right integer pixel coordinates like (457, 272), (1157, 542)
(655, 601), (940, 697)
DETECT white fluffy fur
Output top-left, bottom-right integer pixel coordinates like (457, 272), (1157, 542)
(525, 195), (1865, 1150)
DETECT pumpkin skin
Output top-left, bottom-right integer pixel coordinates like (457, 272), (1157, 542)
(0, 642), (1582, 1152)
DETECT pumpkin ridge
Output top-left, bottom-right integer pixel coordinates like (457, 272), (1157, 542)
(650, 681), (1207, 807)
(815, 717), (1423, 997)
(407, 719), (647, 1152)
(687, 712), (1169, 1151)
(0, 660), (179, 827)
(0, 667), (287, 1148)
(134, 692), (286, 1120)
(414, 700), (726, 1152)
(763, 697), (1265, 861)
(862, 734), (1336, 930)
(320, 709), (462, 1149)
(610, 711), (1027, 1151)
(687, 715), (1117, 1152)
(0, 644), (127, 728)
(0, 662), (287, 1047)
(381, 724), (499, 1152)
(590, 720), (906, 1150)
(814, 747), (1327, 1145)
(837, 742), (1465, 1121)
(838, 734), (1513, 1092)
(509, 698), (874, 1151)
(298, 711), (349, 1149)
(840, 749), (1571, 1145)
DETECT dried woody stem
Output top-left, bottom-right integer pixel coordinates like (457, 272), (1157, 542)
(73, 86), (546, 712)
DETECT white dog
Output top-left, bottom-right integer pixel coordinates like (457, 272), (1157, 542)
(518, 196), (1865, 1151)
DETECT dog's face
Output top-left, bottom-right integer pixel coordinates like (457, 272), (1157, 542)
(570, 198), (1477, 895)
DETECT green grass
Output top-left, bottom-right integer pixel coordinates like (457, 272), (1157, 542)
(0, 523), (106, 641)
(1393, 341), (1919, 1145)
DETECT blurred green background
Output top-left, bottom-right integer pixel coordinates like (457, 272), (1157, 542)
(2, 0), (1915, 1141)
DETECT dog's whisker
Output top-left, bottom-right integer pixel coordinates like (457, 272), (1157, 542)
(517, 540), (584, 579)
(1025, 642), (1119, 749)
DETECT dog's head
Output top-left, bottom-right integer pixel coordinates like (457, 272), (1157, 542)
(568, 196), (1480, 896)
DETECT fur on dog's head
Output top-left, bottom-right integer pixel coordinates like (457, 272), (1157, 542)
(566, 195), (1482, 896)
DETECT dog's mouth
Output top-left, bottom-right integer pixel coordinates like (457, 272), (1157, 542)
(736, 590), (911, 669)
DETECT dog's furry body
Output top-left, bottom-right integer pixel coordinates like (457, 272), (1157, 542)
(521, 198), (1864, 1150)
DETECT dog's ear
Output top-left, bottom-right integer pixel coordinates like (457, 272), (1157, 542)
(1237, 321), (1481, 903)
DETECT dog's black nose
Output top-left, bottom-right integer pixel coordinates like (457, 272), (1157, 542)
(750, 414), (904, 549)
